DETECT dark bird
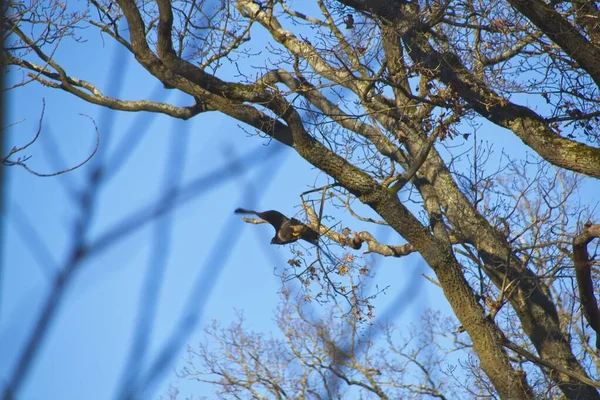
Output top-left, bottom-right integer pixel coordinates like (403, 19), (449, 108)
(235, 208), (319, 245)
(343, 14), (354, 29)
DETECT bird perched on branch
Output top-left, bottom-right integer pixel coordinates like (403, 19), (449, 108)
(234, 208), (319, 245)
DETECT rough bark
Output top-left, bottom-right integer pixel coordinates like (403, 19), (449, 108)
(335, 0), (600, 180)
(507, 0), (600, 88)
(573, 223), (600, 353)
(342, 2), (600, 396)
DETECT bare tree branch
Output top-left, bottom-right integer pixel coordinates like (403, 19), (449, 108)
(573, 222), (600, 353)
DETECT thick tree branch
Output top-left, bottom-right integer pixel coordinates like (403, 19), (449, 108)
(260, 69), (409, 167)
(259, 89), (532, 398)
(404, 32), (600, 180)
(573, 222), (600, 353)
(334, 0), (600, 180)
(153, 0), (278, 104)
(502, 338), (600, 389)
(332, 2), (600, 397)
(507, 0), (600, 88)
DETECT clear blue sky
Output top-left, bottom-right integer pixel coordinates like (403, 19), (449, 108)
(3, 6), (598, 400)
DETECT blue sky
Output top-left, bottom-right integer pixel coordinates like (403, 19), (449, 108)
(3, 4), (599, 399)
